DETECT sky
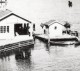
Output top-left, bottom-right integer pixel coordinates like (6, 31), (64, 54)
(1, 0), (80, 32)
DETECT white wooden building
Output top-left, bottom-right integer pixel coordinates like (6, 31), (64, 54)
(41, 20), (67, 38)
(0, 9), (33, 39)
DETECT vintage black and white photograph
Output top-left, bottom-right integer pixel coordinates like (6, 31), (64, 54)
(0, 0), (80, 71)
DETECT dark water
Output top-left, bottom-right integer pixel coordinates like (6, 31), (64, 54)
(0, 39), (80, 71)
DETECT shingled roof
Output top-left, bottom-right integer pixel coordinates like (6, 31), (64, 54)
(0, 9), (31, 23)
(0, 9), (11, 19)
(41, 20), (65, 27)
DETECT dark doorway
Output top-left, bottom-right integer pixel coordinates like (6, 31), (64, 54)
(14, 23), (30, 36)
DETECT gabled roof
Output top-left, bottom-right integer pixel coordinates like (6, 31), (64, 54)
(41, 20), (65, 27)
(0, 9), (31, 23)
(0, 9), (11, 19)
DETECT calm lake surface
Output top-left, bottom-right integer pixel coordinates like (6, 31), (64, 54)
(0, 39), (80, 71)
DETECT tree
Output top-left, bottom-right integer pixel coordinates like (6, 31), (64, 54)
(64, 21), (71, 29)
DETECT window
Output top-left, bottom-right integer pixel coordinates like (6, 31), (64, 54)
(4, 26), (6, 33)
(1, 26), (3, 33)
(54, 26), (57, 30)
(7, 26), (9, 33)
(0, 26), (9, 33)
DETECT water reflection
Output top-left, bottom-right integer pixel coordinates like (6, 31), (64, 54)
(15, 47), (32, 64)
(0, 50), (12, 60)
(15, 47), (32, 71)
(45, 43), (50, 53)
(0, 39), (80, 71)
(15, 50), (31, 60)
(0, 45), (33, 71)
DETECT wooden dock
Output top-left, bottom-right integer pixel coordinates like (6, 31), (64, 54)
(34, 34), (79, 45)
(0, 40), (34, 52)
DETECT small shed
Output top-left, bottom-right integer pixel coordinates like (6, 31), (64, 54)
(41, 20), (67, 38)
(0, 9), (33, 39)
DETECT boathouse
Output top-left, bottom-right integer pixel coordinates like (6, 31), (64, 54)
(40, 20), (71, 38)
(0, 9), (33, 39)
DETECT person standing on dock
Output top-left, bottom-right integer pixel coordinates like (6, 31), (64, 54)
(33, 23), (35, 31)
(26, 23), (30, 36)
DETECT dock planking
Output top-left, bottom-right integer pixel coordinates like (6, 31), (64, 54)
(0, 40), (34, 52)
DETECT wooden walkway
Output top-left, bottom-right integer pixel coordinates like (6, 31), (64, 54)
(0, 40), (34, 52)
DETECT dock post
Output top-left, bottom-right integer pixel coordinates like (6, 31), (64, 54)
(48, 28), (50, 46)
(48, 35), (50, 46)
(33, 32), (35, 41)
